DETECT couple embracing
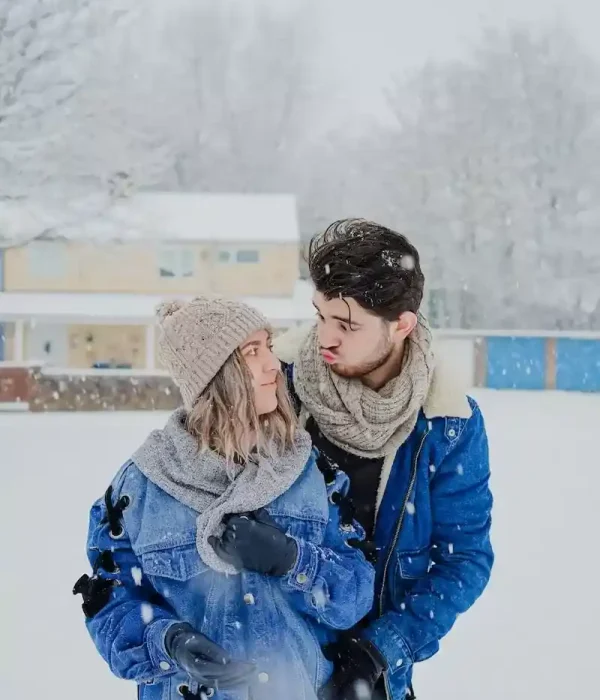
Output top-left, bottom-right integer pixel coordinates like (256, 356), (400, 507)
(76, 219), (493, 700)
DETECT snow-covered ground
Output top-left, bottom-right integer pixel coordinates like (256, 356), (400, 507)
(2, 390), (598, 700)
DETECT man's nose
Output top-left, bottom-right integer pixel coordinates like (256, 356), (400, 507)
(319, 324), (340, 350)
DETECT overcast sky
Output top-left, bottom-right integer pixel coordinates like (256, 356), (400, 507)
(317, 0), (598, 118)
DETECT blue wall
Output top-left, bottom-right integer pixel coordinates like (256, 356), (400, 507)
(486, 336), (546, 390)
(0, 248), (4, 360)
(555, 339), (600, 392)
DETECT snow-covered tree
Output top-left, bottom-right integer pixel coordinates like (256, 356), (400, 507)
(153, 0), (319, 193)
(383, 23), (600, 329)
(0, 0), (133, 200)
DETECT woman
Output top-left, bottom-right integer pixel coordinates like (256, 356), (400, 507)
(74, 296), (375, 700)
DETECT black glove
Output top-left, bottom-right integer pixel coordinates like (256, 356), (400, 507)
(321, 635), (387, 700)
(165, 622), (255, 690)
(209, 508), (298, 576)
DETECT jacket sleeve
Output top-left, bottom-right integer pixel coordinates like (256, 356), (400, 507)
(363, 400), (494, 670)
(81, 489), (180, 683)
(279, 474), (376, 631)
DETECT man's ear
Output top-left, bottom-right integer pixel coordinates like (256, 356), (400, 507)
(393, 312), (417, 340)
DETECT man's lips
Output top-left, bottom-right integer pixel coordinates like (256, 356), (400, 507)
(321, 350), (337, 364)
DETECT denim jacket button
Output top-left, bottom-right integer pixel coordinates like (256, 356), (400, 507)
(296, 573), (308, 584)
(159, 661), (171, 671)
(258, 672), (270, 683)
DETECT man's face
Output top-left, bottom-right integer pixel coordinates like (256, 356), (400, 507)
(312, 292), (396, 378)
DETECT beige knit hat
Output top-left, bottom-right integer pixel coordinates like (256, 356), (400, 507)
(156, 296), (270, 410)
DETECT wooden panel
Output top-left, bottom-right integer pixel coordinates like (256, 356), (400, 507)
(0, 366), (31, 403)
(68, 324), (146, 369)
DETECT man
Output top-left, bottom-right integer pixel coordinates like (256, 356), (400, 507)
(276, 219), (494, 700)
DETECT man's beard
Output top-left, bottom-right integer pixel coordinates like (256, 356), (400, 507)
(329, 332), (395, 379)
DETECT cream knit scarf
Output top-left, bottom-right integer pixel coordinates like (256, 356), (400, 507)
(293, 317), (435, 458)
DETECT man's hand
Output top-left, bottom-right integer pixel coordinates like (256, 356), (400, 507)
(321, 635), (387, 700)
(209, 509), (298, 576)
(165, 623), (255, 691)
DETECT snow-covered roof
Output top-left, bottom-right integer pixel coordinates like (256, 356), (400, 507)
(0, 192), (300, 245)
(0, 290), (314, 326)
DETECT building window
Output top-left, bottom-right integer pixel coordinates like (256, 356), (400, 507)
(28, 241), (67, 279)
(236, 249), (259, 263)
(217, 248), (260, 264)
(158, 247), (194, 278)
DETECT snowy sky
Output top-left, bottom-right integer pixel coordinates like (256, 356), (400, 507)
(317, 0), (599, 119)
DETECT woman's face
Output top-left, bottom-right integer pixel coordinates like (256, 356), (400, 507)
(239, 329), (281, 416)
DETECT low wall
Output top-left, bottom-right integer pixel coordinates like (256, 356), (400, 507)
(0, 366), (182, 411)
(1, 329), (599, 411)
(31, 368), (182, 411)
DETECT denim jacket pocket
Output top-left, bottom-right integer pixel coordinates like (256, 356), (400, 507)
(141, 544), (210, 582)
(397, 547), (431, 581)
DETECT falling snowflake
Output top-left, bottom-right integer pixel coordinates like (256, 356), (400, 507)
(400, 603), (406, 611)
(141, 603), (154, 624)
(325, 264), (331, 275)
(131, 567), (143, 586)
(429, 610), (435, 619)
(311, 587), (329, 608)
(456, 464), (464, 476)
(429, 464), (436, 473)
(243, 593), (255, 605)
(396, 659), (403, 668)
(352, 679), (371, 700)
(448, 543), (454, 554)
(233, 621), (242, 630)
(400, 255), (415, 271)
(406, 502), (416, 515)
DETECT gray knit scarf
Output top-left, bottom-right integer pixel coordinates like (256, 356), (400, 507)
(293, 316), (435, 459)
(132, 408), (312, 574)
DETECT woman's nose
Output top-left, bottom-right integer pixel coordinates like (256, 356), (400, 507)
(265, 348), (281, 373)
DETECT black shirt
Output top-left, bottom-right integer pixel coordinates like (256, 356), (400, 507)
(305, 416), (384, 538)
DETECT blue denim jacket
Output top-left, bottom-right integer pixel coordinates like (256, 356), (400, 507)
(82, 450), (375, 700)
(362, 398), (494, 700)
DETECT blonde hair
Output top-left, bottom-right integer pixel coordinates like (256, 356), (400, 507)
(185, 348), (297, 463)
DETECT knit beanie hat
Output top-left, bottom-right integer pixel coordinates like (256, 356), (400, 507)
(156, 296), (270, 410)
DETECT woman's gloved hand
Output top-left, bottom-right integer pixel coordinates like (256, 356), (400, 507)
(165, 622), (256, 690)
(209, 508), (298, 576)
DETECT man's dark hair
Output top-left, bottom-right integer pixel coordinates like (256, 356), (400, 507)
(308, 218), (425, 322)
